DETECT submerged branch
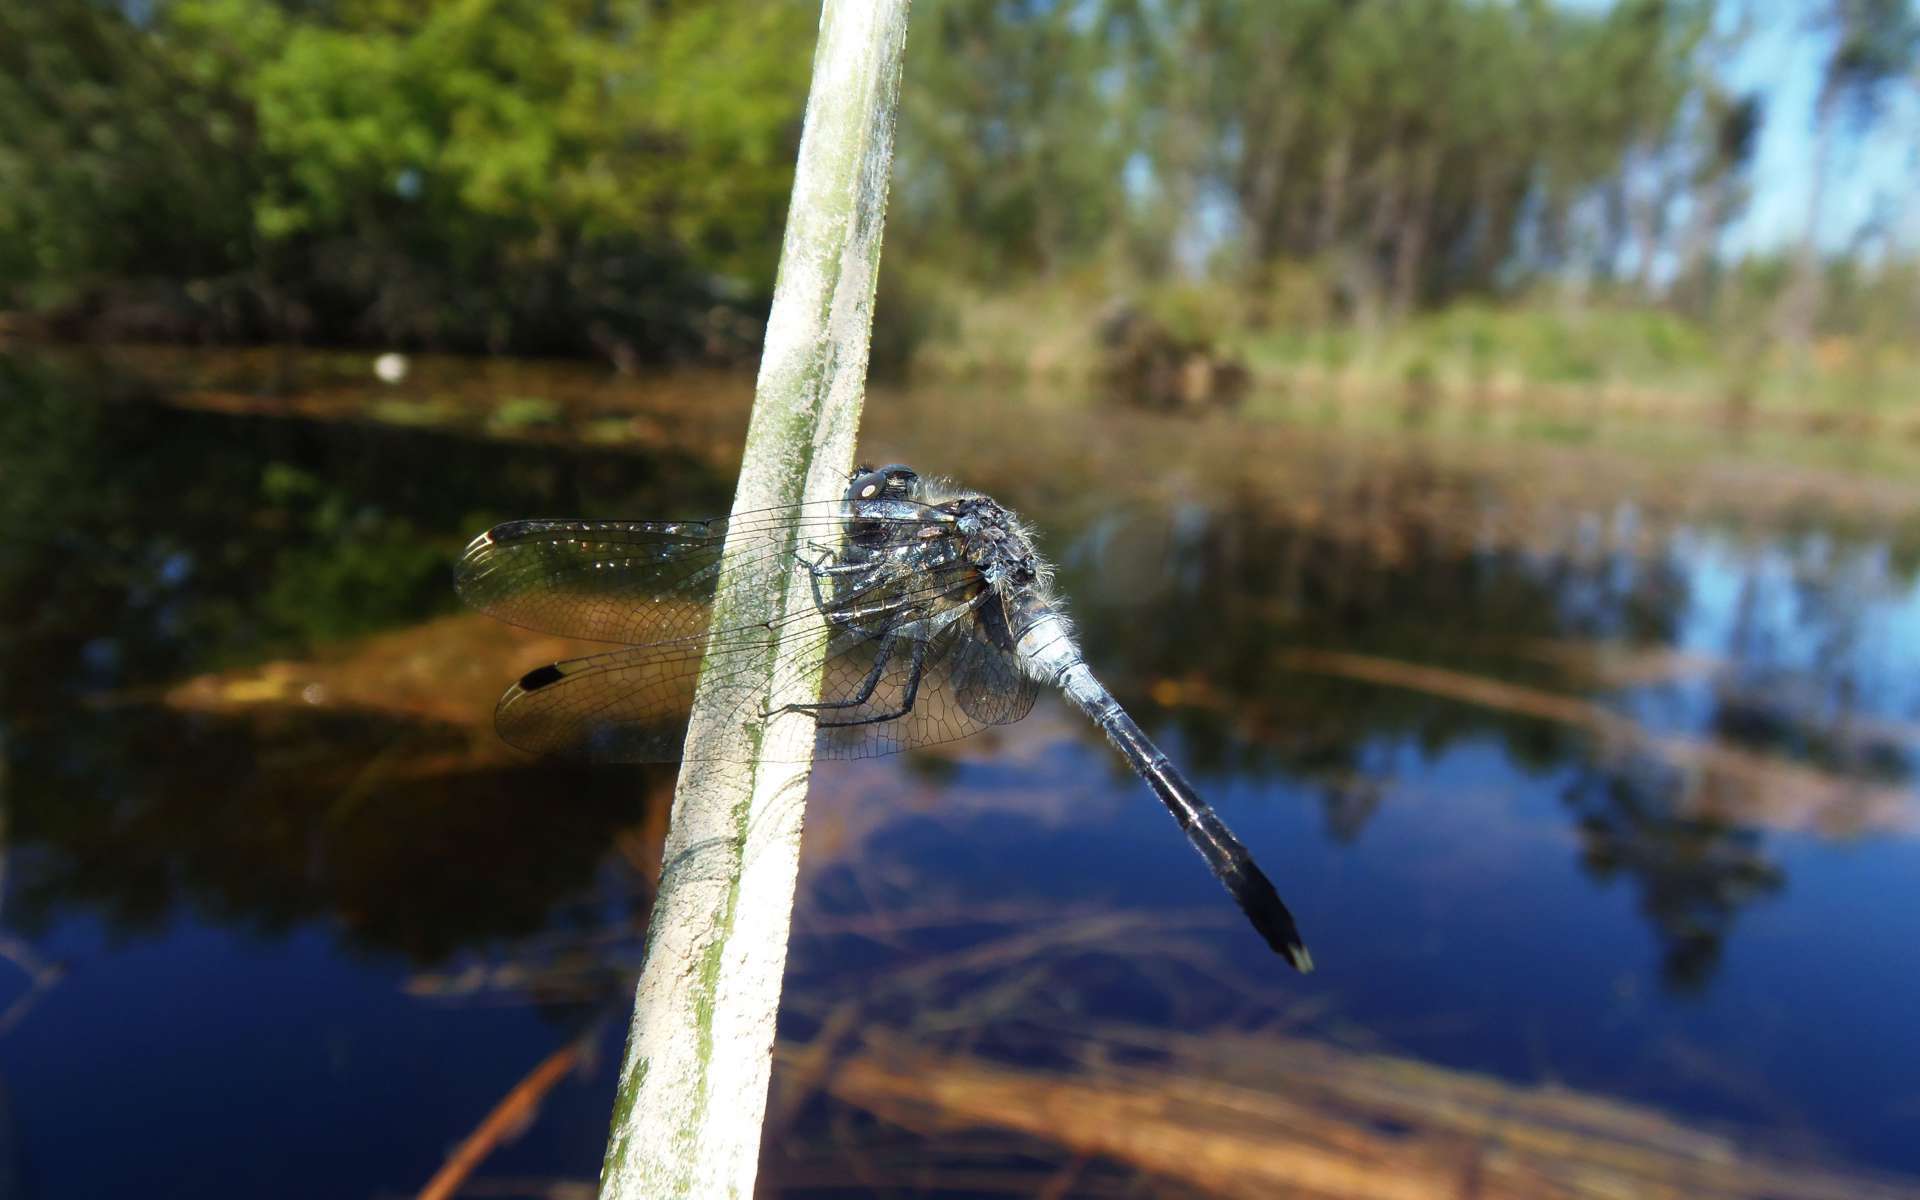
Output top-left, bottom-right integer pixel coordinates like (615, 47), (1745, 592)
(784, 1027), (1920, 1200)
(1279, 649), (1914, 836)
(417, 1040), (587, 1200)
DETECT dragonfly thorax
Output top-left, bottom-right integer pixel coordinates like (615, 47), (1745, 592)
(941, 494), (1043, 595)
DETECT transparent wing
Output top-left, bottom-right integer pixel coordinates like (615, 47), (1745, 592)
(813, 608), (1041, 760)
(944, 616), (1042, 727)
(493, 588), (1040, 764)
(491, 630), (775, 763)
(453, 502), (949, 646)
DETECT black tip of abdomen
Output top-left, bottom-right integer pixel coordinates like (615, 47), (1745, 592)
(1227, 858), (1314, 973)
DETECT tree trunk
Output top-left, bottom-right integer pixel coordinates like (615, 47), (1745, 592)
(1673, 173), (1725, 316)
(1467, 157), (1502, 287)
(1627, 148), (1664, 298)
(596, 4), (911, 1197)
(1350, 148), (1404, 326)
(1778, 84), (1835, 350)
(1242, 101), (1299, 267)
(1390, 144), (1440, 318)
(1365, 148), (1403, 251)
(1314, 130), (1351, 255)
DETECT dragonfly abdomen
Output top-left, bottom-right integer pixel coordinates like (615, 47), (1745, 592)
(1051, 656), (1314, 973)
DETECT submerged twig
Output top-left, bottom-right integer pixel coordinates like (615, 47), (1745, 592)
(417, 1038), (587, 1200)
(787, 1027), (1920, 1200)
(1279, 648), (1914, 835)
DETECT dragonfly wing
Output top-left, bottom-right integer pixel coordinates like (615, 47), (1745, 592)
(489, 569), (994, 762)
(492, 636), (731, 763)
(945, 623), (1042, 728)
(493, 619), (876, 763)
(458, 517), (728, 644)
(492, 581), (1038, 764)
(453, 503), (941, 645)
(813, 615), (1041, 761)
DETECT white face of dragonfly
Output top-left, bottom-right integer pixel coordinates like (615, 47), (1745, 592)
(844, 463), (921, 504)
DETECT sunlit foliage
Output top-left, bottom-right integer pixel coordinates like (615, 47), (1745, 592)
(1, 0), (1916, 354)
(0, 0), (812, 352)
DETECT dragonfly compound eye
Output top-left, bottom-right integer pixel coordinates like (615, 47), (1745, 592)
(846, 463), (918, 502)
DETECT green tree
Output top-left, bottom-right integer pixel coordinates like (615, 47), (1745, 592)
(0, 0), (268, 323)
(892, 0), (1136, 280)
(0, 0), (814, 354)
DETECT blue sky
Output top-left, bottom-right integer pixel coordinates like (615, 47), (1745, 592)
(1720, 4), (1920, 256)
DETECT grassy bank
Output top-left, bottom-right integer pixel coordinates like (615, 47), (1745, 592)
(892, 272), (1920, 423)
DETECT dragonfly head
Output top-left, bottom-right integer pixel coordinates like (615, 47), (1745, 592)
(846, 463), (919, 503)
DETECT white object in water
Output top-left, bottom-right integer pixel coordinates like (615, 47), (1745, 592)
(373, 352), (410, 384)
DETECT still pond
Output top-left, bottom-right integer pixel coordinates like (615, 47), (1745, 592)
(3, 347), (1919, 1197)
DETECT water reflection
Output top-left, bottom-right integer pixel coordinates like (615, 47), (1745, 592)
(1054, 474), (1916, 992)
(0, 355), (719, 964)
(1564, 765), (1784, 992)
(3, 350), (1920, 1196)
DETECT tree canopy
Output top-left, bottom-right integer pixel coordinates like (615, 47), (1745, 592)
(1, 0), (1914, 355)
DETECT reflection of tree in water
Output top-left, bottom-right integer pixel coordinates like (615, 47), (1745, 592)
(5, 680), (672, 963)
(1049, 467), (1911, 991)
(1712, 542), (1918, 785)
(1060, 469), (1691, 782)
(0, 357), (712, 961)
(1564, 763), (1784, 992)
(0, 355), (728, 707)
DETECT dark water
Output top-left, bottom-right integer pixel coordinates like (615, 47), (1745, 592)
(3, 348), (1919, 1197)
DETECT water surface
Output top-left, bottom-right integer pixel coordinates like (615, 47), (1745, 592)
(3, 348), (1918, 1197)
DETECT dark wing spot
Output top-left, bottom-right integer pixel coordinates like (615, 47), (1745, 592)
(518, 664), (568, 691)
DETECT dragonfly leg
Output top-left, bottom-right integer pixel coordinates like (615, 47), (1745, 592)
(812, 636), (928, 728)
(828, 558), (990, 625)
(797, 547), (890, 615)
(804, 556), (834, 614)
(830, 593), (922, 624)
(777, 633), (896, 715)
(798, 538), (875, 569)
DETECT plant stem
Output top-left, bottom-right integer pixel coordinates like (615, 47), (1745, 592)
(596, 3), (912, 1198)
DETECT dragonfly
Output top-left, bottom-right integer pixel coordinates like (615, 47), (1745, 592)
(454, 464), (1312, 970)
